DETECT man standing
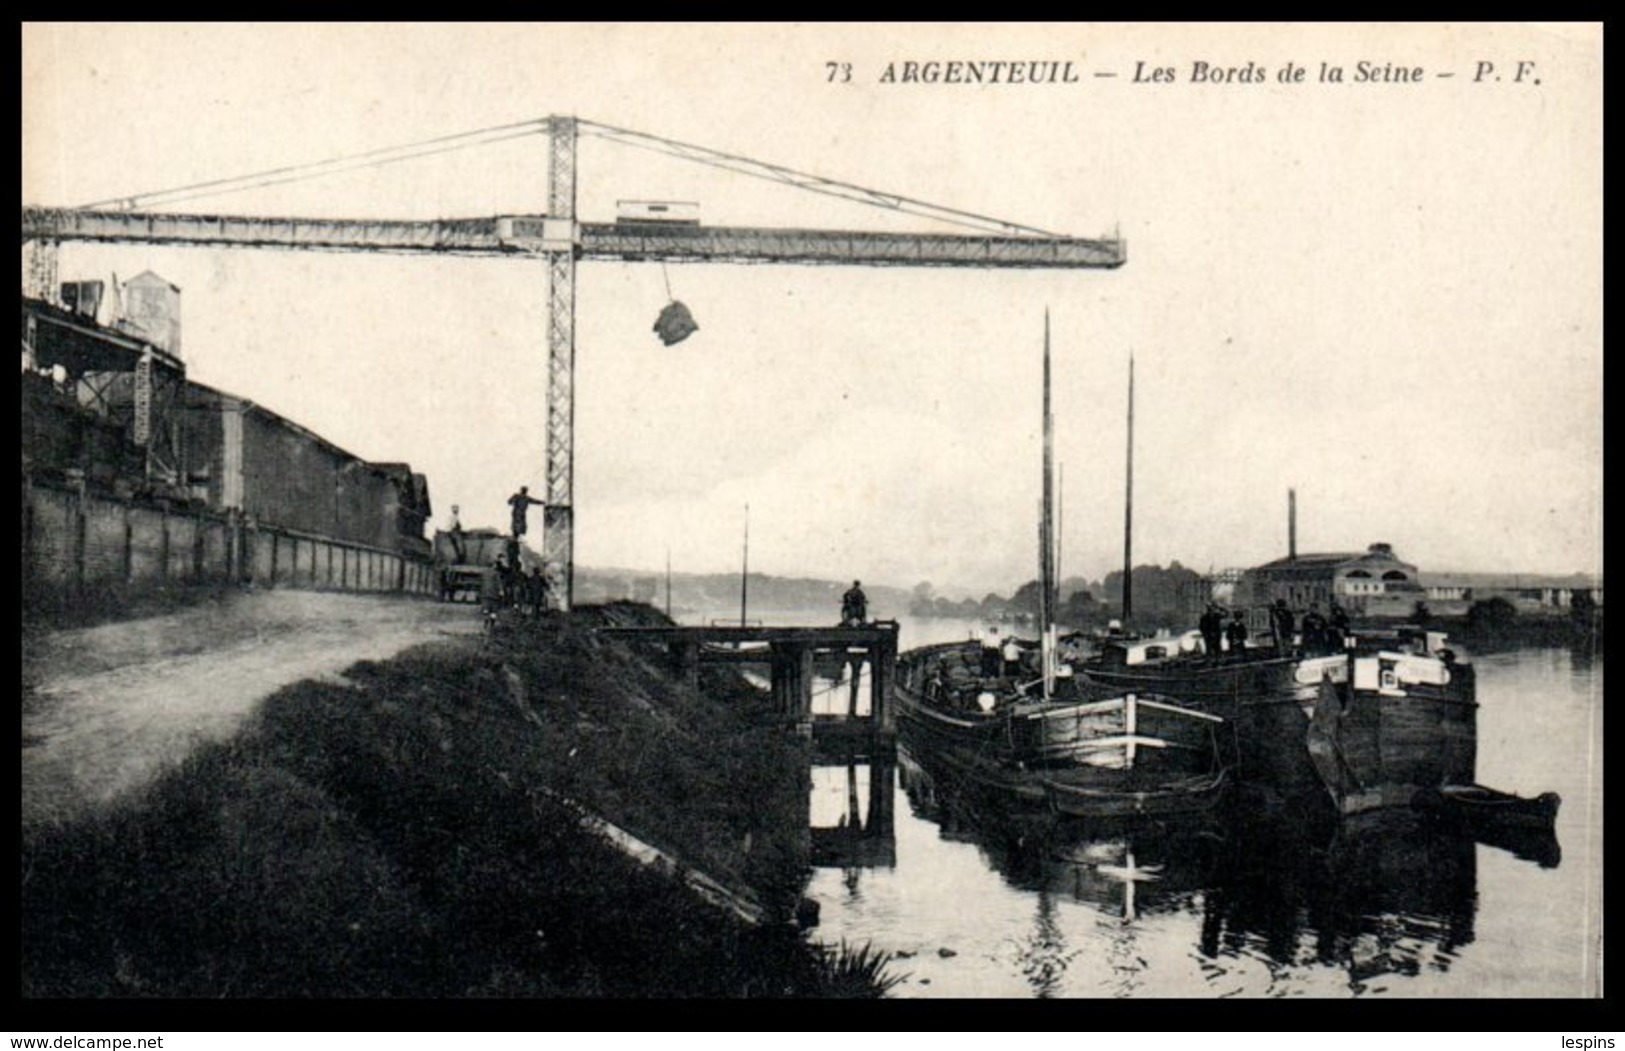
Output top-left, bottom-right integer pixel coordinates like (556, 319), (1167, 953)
(1002, 635), (1024, 677)
(1329, 601), (1351, 650)
(531, 565), (551, 614)
(508, 486), (544, 539)
(1270, 599), (1296, 653)
(1199, 604), (1224, 661)
(1226, 610), (1249, 660)
(841, 580), (868, 626)
(1301, 604), (1329, 655)
(981, 625), (1003, 678)
(447, 504), (467, 564)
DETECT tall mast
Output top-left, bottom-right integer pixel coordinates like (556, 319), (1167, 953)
(740, 503), (750, 629)
(1123, 352), (1135, 623)
(666, 546), (673, 619)
(1040, 311), (1057, 699)
(1057, 463), (1065, 611)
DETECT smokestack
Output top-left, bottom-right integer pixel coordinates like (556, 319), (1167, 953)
(1288, 488), (1297, 561)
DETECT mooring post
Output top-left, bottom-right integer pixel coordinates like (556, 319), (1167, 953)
(797, 642), (815, 722)
(768, 641), (793, 716)
(871, 631), (896, 735)
(670, 638), (699, 690)
(868, 758), (896, 838)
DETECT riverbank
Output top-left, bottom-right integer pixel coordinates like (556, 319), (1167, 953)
(21, 601), (900, 998)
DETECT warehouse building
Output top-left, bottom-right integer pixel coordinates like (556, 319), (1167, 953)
(23, 279), (434, 608)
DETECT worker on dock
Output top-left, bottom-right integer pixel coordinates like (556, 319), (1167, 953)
(480, 556), (506, 617)
(508, 485), (545, 539)
(1301, 604), (1329, 654)
(536, 565), (553, 614)
(493, 553), (516, 608)
(1226, 609), (1249, 660)
(1270, 599), (1296, 654)
(981, 625), (1003, 677)
(447, 504), (467, 564)
(1002, 635), (1023, 677)
(1329, 601), (1351, 650)
(1199, 603), (1225, 662)
(841, 580), (868, 627)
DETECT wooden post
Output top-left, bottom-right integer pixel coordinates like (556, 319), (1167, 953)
(21, 475), (34, 602)
(769, 641), (793, 715)
(122, 504), (134, 583)
(868, 758), (896, 838)
(797, 642), (815, 722)
(670, 638), (699, 691)
(158, 506), (170, 581)
(71, 482), (86, 600)
(872, 630), (896, 735)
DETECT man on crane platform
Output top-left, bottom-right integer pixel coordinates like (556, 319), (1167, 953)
(508, 486), (544, 539)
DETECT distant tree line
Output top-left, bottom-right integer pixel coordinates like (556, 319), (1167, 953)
(909, 562), (1204, 631)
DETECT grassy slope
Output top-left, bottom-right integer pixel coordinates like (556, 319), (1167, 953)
(21, 602), (895, 998)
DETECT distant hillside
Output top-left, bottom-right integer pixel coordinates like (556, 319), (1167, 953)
(576, 567), (909, 621)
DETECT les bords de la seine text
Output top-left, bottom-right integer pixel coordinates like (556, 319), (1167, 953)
(831, 58), (1541, 86)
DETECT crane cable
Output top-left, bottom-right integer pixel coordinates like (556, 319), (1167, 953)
(580, 118), (1064, 239)
(75, 117), (554, 212)
(71, 115), (1068, 245)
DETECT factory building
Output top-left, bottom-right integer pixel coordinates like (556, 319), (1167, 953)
(22, 278), (434, 609)
(1241, 542), (1424, 619)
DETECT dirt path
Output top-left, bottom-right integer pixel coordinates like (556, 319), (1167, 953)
(21, 590), (482, 824)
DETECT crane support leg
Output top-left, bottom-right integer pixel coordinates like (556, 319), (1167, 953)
(543, 248), (575, 609)
(544, 116), (578, 610)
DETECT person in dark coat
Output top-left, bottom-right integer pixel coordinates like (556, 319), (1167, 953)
(1301, 604), (1329, 655)
(508, 486), (544, 538)
(531, 566), (551, 614)
(493, 554), (517, 608)
(1328, 601), (1351, 650)
(447, 504), (467, 564)
(841, 580), (868, 627)
(1270, 599), (1296, 653)
(980, 625), (1003, 677)
(1199, 604), (1225, 661)
(1226, 610), (1249, 659)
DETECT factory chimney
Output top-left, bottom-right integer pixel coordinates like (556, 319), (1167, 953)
(1288, 488), (1297, 561)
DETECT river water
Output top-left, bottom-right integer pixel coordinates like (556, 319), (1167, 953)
(768, 613), (1603, 999)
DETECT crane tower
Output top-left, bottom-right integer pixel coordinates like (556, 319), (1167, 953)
(22, 115), (1126, 608)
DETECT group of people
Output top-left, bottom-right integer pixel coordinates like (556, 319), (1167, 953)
(449, 485), (553, 617)
(1286, 598), (1351, 655)
(1199, 597), (1353, 660)
(487, 553), (551, 616)
(979, 625), (1028, 678)
(1198, 603), (1253, 661)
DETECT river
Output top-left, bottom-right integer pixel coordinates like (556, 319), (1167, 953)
(709, 611), (1603, 999)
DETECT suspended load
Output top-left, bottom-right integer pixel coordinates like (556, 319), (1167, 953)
(653, 300), (698, 346)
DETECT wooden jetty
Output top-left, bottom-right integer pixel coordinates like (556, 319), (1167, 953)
(593, 622), (900, 751)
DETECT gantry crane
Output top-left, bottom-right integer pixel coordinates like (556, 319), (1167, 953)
(22, 116), (1125, 609)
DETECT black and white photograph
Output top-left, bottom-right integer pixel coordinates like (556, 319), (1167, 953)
(19, 22), (1603, 1011)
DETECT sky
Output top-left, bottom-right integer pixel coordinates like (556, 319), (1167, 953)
(21, 23), (1603, 597)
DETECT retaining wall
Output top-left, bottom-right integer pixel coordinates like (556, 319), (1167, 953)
(22, 476), (435, 615)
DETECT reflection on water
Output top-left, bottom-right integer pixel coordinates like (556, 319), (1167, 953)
(799, 642), (1598, 998)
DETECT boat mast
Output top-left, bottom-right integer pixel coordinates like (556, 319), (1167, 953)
(740, 503), (749, 629)
(1123, 352), (1135, 624)
(1040, 311), (1057, 699)
(666, 546), (673, 619)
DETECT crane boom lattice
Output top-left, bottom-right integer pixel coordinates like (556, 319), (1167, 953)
(21, 115), (1126, 609)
